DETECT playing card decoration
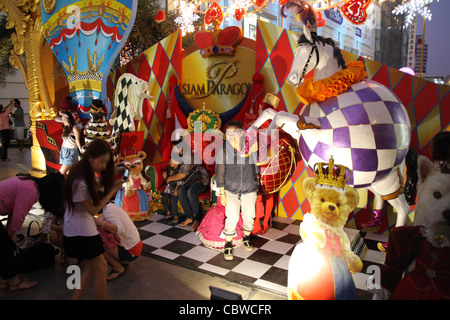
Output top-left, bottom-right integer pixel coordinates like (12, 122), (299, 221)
(205, 2), (224, 24)
(155, 10), (166, 23)
(251, 0), (268, 9)
(340, 0), (371, 25)
(234, 8), (245, 21)
(317, 11), (326, 27)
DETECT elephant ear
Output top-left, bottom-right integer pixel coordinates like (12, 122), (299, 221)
(303, 177), (317, 201)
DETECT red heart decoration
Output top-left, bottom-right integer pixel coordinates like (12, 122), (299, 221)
(155, 10), (165, 23)
(340, 0), (370, 25)
(234, 8), (245, 21)
(279, 0), (288, 5)
(205, 2), (224, 25)
(251, 0), (266, 9)
(316, 11), (326, 27)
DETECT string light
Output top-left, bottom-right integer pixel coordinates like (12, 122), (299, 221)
(174, 1), (200, 36)
(172, 0), (375, 36)
(393, 0), (439, 26)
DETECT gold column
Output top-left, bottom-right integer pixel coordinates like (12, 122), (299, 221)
(1, 0), (58, 171)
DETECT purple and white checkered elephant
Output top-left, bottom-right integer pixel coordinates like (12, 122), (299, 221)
(249, 13), (412, 229)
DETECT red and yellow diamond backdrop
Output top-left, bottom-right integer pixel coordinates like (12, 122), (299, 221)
(106, 31), (182, 164)
(106, 20), (449, 235)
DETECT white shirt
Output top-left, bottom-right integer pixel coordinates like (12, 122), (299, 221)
(102, 203), (141, 250)
(62, 135), (77, 149)
(63, 179), (98, 237)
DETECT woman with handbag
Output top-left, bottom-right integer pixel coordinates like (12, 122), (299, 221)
(0, 172), (65, 291)
(170, 155), (209, 230)
(165, 140), (209, 230)
(61, 139), (125, 300)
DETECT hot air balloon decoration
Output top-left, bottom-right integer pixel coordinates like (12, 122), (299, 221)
(41, 0), (138, 119)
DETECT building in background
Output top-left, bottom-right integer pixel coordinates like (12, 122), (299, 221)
(221, 1), (377, 61)
(373, 0), (407, 70)
(414, 34), (428, 76)
(162, 1), (412, 70)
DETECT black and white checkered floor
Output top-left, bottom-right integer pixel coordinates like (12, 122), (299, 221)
(28, 203), (388, 299)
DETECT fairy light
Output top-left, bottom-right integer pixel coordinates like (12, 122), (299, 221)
(172, 0), (379, 36)
(307, 0), (349, 11)
(174, 1), (200, 35)
(393, 0), (439, 26)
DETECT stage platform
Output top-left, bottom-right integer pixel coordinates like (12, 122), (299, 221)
(1, 147), (386, 300)
(23, 201), (387, 300)
(135, 212), (386, 299)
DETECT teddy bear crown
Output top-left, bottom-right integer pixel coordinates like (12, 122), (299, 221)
(314, 156), (351, 189)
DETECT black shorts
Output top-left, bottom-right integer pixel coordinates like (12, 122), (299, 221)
(63, 234), (105, 262)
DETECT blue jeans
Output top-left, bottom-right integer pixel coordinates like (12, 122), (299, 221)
(177, 182), (207, 221)
(161, 192), (179, 217)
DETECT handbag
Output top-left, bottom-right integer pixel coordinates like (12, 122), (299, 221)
(182, 165), (202, 188)
(164, 181), (180, 194)
(14, 221), (59, 273)
(16, 220), (47, 249)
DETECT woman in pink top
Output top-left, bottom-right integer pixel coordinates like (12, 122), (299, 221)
(0, 100), (14, 161)
(0, 172), (65, 291)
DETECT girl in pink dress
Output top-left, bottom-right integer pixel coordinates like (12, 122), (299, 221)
(196, 182), (244, 251)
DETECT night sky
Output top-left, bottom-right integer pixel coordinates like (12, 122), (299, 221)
(415, 1), (450, 77)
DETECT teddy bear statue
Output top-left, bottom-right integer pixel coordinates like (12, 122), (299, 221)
(287, 156), (363, 300)
(115, 148), (152, 221)
(374, 155), (450, 300)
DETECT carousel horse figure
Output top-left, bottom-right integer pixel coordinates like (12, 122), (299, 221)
(109, 73), (152, 135)
(247, 1), (412, 235)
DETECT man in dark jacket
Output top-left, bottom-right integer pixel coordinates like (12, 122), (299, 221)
(215, 121), (260, 261)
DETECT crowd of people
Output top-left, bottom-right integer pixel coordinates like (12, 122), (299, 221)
(160, 120), (261, 262)
(0, 115), (263, 300)
(0, 139), (143, 299)
(2, 101), (447, 300)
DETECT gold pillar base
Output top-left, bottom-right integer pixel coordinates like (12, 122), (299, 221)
(30, 120), (47, 172)
(31, 144), (46, 171)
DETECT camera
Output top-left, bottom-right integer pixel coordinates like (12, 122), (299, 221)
(117, 164), (129, 181)
(121, 168), (130, 181)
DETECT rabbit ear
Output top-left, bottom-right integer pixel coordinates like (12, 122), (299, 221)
(291, 32), (300, 44)
(302, 23), (312, 42)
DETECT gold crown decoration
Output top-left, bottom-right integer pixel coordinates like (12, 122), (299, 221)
(197, 112), (212, 124)
(187, 103), (222, 134)
(194, 21), (243, 58)
(314, 156), (351, 189)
